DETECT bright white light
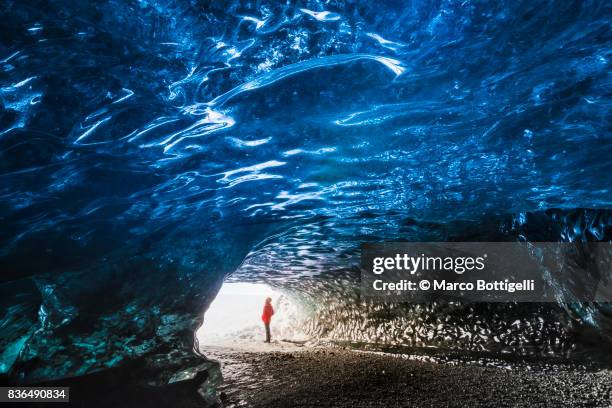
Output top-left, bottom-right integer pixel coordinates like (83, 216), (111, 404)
(196, 282), (307, 349)
(214, 281), (275, 297)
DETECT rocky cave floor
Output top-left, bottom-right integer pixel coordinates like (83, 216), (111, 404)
(203, 343), (612, 408)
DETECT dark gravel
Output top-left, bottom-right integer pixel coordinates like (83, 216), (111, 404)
(206, 348), (612, 408)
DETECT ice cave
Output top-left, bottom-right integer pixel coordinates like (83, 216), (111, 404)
(1, 0), (611, 406)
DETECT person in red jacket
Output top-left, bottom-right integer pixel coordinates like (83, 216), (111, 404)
(261, 297), (274, 343)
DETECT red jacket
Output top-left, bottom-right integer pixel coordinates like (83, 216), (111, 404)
(262, 303), (274, 324)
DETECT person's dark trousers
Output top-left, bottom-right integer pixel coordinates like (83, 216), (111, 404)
(265, 323), (271, 342)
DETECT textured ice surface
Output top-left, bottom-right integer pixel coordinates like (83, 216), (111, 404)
(0, 0), (611, 380)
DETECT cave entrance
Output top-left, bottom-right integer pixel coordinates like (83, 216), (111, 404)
(196, 282), (307, 350)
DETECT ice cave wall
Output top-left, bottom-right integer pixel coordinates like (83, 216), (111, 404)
(244, 209), (612, 360)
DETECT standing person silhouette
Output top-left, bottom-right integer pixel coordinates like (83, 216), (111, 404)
(261, 297), (274, 343)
